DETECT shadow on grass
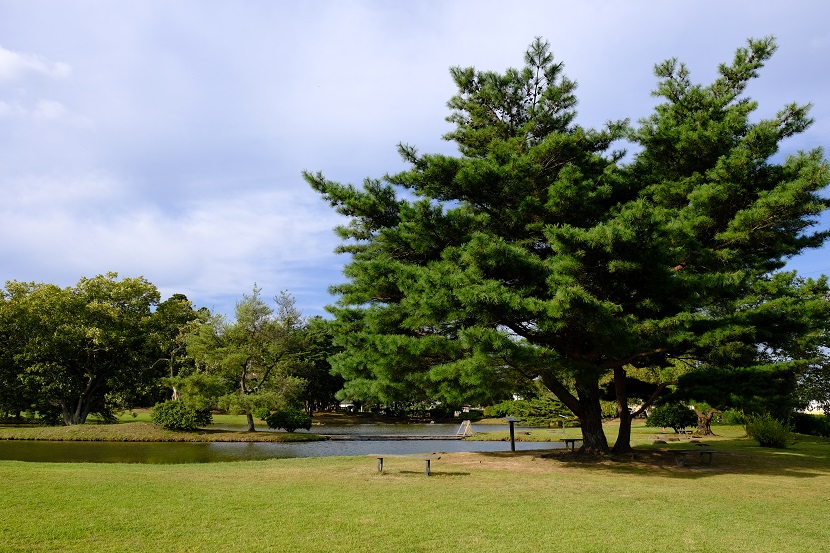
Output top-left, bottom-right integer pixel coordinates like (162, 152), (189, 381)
(473, 435), (830, 479)
(396, 470), (472, 477)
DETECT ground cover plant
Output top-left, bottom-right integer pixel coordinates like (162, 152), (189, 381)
(1, 425), (828, 552)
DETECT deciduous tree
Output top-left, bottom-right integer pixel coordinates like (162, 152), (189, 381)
(1, 273), (160, 425)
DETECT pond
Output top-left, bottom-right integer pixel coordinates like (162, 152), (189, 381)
(0, 423), (568, 464)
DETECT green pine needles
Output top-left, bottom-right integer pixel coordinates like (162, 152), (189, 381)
(306, 37), (830, 455)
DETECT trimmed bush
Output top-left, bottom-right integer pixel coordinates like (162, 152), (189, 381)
(745, 412), (793, 448)
(645, 403), (697, 432)
(151, 401), (213, 431)
(264, 408), (312, 432)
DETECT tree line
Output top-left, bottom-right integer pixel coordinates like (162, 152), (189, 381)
(0, 273), (342, 428)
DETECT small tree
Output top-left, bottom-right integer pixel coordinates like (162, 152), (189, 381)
(645, 403), (698, 433)
(183, 287), (307, 431)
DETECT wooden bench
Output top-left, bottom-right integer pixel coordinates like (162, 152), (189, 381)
(561, 438), (581, 451)
(672, 449), (717, 467)
(373, 455), (442, 476)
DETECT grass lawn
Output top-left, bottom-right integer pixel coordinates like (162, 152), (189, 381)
(1, 421), (829, 552)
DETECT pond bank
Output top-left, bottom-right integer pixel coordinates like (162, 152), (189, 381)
(0, 422), (324, 443)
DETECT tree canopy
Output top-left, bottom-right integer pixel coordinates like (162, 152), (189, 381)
(306, 37), (830, 454)
(0, 273), (161, 425)
(181, 287), (308, 431)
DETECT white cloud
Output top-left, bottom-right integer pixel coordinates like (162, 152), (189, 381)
(31, 99), (67, 120)
(0, 171), (345, 316)
(0, 45), (70, 82)
(0, 100), (24, 117)
(0, 0), (828, 317)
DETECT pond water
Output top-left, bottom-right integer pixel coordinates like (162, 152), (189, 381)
(0, 423), (568, 464)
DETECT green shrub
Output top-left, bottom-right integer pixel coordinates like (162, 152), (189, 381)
(150, 401), (213, 431)
(717, 409), (745, 425)
(645, 403), (697, 432)
(792, 412), (830, 437)
(457, 410), (484, 421)
(264, 409), (312, 432)
(745, 412), (793, 448)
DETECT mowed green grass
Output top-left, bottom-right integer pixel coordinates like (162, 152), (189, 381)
(1, 424), (829, 553)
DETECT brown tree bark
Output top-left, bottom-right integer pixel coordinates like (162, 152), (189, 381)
(542, 371), (610, 455)
(694, 407), (717, 436)
(612, 367), (633, 454)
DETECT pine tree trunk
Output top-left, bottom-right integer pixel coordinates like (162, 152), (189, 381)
(575, 376), (610, 455)
(579, 403), (609, 454)
(543, 371), (610, 455)
(611, 367), (633, 454)
(246, 412), (256, 432)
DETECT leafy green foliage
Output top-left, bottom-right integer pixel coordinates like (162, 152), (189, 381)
(674, 364), (802, 418)
(264, 408), (312, 432)
(150, 400), (213, 431)
(791, 412), (830, 437)
(745, 412), (793, 448)
(291, 316), (344, 412)
(307, 37), (830, 454)
(716, 410), (746, 425)
(146, 294), (204, 403)
(0, 273), (161, 425)
(456, 410), (484, 421)
(645, 403), (698, 432)
(489, 396), (571, 426)
(182, 287), (308, 430)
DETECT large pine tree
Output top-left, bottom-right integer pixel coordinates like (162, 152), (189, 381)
(305, 37), (829, 454)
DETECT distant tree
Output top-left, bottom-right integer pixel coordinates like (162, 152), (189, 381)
(1, 273), (160, 425)
(307, 37), (829, 454)
(148, 294), (205, 402)
(182, 287), (307, 431)
(793, 313), (830, 412)
(292, 316), (344, 413)
(797, 353), (830, 412)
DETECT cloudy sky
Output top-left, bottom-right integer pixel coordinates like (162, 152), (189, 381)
(2, 1), (829, 318)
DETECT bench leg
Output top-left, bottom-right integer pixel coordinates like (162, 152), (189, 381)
(673, 453), (686, 467)
(377, 457), (383, 473)
(425, 459), (431, 476)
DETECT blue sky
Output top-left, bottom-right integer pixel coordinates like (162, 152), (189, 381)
(2, 1), (829, 318)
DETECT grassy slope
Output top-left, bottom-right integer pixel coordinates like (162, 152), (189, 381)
(1, 423), (829, 552)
